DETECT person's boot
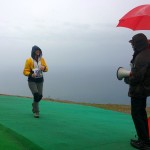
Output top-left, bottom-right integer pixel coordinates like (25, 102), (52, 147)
(130, 139), (150, 150)
(34, 112), (39, 118)
(32, 103), (35, 113)
(32, 102), (39, 118)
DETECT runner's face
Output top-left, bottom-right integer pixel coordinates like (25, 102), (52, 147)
(35, 50), (41, 56)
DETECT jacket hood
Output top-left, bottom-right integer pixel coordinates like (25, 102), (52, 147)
(31, 45), (42, 59)
(130, 33), (149, 52)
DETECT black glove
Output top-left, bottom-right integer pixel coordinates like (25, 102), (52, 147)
(124, 77), (130, 84)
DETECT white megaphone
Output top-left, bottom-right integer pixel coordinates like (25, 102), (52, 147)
(117, 67), (131, 80)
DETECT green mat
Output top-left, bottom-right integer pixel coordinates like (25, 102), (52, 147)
(0, 95), (136, 150)
(0, 123), (43, 150)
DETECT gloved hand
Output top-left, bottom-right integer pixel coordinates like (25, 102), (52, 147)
(124, 77), (130, 84)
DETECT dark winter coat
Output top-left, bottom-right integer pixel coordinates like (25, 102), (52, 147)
(129, 48), (150, 98)
(128, 33), (150, 98)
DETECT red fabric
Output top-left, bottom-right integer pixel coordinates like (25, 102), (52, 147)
(117, 5), (150, 30)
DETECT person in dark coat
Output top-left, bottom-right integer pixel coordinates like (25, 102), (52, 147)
(124, 33), (150, 150)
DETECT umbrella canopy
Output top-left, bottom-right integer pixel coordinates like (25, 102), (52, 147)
(117, 4), (150, 31)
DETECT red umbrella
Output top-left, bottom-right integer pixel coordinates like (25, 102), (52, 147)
(117, 4), (150, 31)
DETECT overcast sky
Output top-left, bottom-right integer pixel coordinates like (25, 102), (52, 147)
(0, 0), (150, 104)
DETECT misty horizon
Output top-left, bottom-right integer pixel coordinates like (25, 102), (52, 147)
(1, 0), (150, 105)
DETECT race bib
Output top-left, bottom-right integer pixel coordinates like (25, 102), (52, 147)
(33, 68), (43, 78)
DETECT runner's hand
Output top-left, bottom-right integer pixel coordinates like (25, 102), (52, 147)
(40, 66), (45, 71)
(32, 73), (36, 78)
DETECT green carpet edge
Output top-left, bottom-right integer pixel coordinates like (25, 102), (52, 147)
(0, 123), (44, 150)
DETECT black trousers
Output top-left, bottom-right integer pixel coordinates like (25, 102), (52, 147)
(131, 97), (149, 141)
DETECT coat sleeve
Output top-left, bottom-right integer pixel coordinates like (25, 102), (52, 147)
(129, 61), (148, 86)
(41, 58), (48, 72)
(23, 58), (32, 76)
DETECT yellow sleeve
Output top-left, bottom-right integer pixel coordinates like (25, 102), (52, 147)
(41, 58), (48, 72)
(23, 58), (32, 76)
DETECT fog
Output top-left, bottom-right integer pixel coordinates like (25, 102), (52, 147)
(1, 0), (150, 105)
